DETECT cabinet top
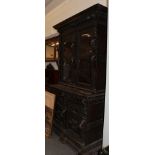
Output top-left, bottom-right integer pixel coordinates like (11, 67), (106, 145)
(53, 4), (108, 31)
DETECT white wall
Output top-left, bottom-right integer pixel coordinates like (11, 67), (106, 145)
(45, 0), (109, 148)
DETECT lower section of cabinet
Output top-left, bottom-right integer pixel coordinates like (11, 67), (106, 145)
(53, 119), (103, 146)
(54, 126), (103, 155)
(47, 84), (105, 155)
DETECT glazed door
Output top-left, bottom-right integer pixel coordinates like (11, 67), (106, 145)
(77, 26), (97, 89)
(60, 31), (77, 84)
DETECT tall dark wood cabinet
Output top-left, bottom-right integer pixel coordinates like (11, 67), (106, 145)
(47, 4), (108, 155)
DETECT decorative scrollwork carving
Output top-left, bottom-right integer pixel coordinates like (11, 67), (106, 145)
(79, 119), (86, 129)
(90, 37), (97, 54)
(90, 38), (96, 48)
(91, 55), (97, 63)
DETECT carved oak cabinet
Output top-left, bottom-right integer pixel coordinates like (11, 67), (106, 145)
(47, 4), (108, 155)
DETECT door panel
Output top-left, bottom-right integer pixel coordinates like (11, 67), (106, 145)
(77, 26), (97, 88)
(61, 31), (76, 84)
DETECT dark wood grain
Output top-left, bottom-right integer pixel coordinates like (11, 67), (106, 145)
(47, 4), (108, 155)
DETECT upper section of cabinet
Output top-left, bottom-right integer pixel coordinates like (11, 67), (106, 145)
(53, 4), (108, 32)
(52, 4), (108, 92)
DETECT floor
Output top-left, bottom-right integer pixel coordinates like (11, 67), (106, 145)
(45, 132), (76, 155)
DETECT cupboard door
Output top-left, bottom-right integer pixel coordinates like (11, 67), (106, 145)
(77, 26), (97, 89)
(61, 31), (77, 84)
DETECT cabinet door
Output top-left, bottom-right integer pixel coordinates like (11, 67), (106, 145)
(60, 31), (77, 84)
(77, 26), (97, 89)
